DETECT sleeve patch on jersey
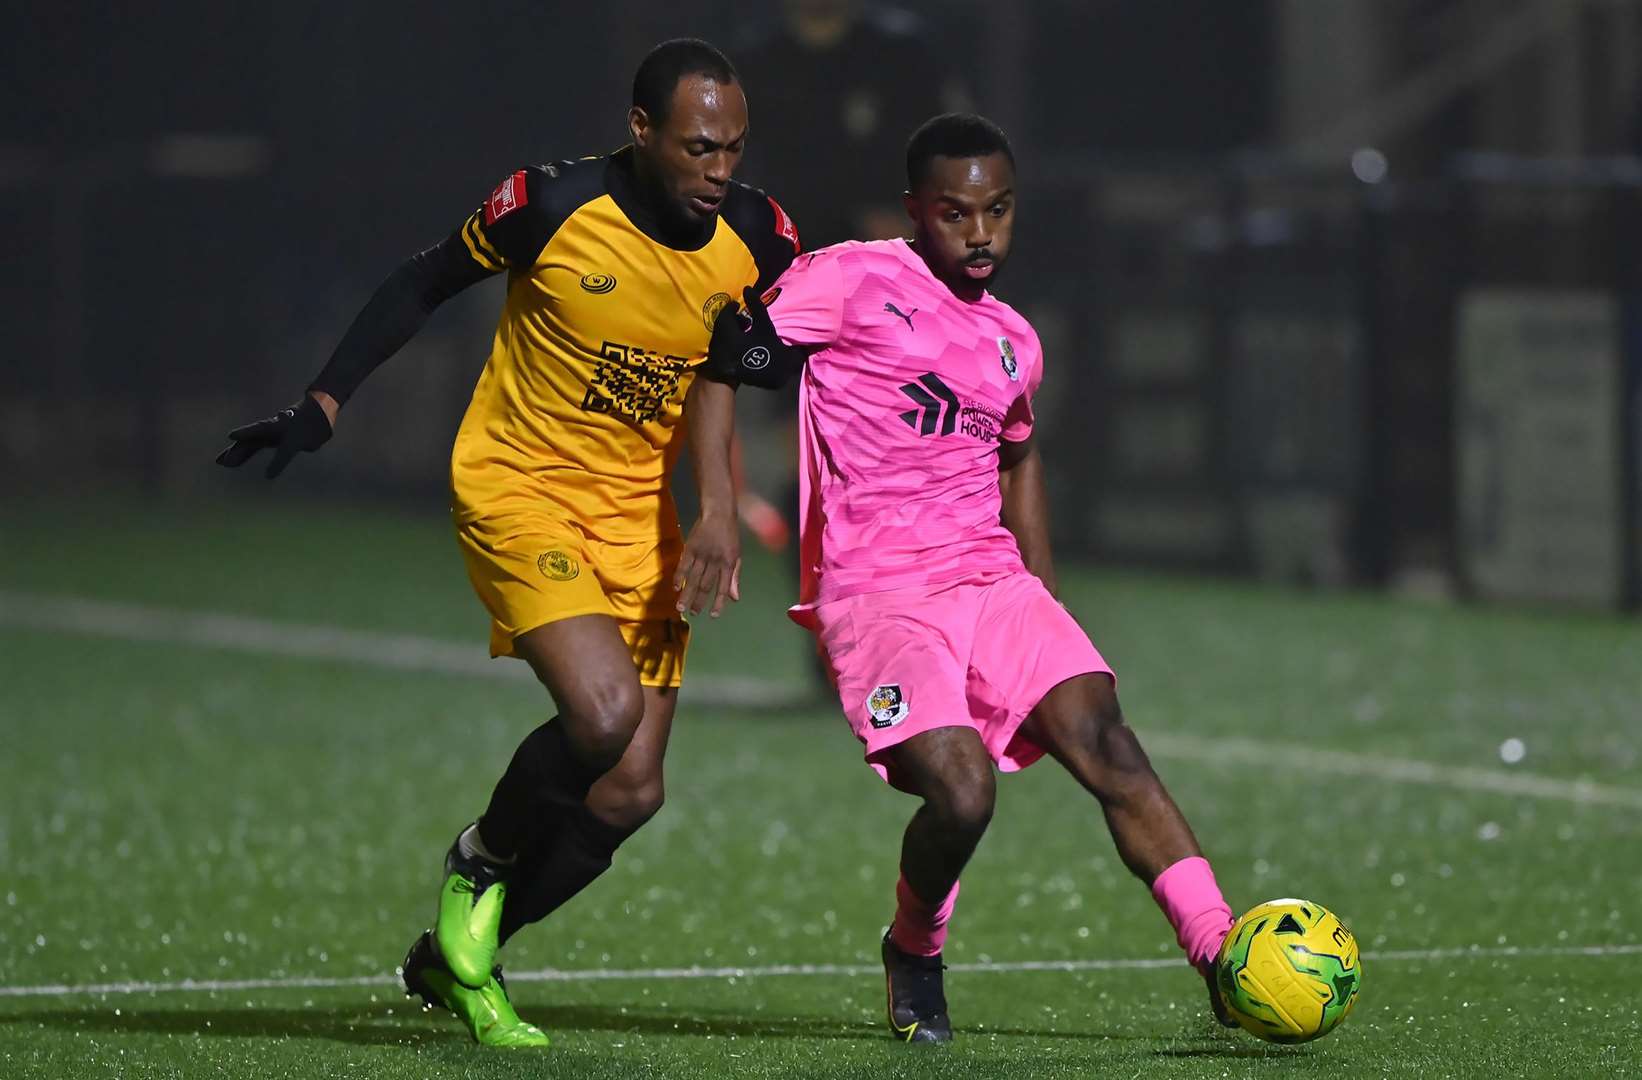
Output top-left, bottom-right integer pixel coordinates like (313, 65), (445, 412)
(767, 196), (800, 253)
(485, 171), (528, 226)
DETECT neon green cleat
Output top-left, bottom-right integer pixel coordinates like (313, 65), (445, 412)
(401, 930), (549, 1048)
(435, 830), (508, 989)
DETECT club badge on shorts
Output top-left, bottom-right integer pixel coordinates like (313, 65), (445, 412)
(537, 550), (580, 581)
(998, 336), (1019, 381)
(866, 684), (909, 729)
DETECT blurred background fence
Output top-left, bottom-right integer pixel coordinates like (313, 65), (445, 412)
(4, 0), (1639, 609)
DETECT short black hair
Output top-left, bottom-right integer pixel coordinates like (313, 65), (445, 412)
(632, 38), (739, 126)
(905, 113), (1015, 191)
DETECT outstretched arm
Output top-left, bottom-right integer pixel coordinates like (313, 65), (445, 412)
(218, 168), (553, 478)
(305, 236), (494, 406)
(674, 376), (741, 618)
(214, 236), (492, 479)
(999, 434), (1056, 597)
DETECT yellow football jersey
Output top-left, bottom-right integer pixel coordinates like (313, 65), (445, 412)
(448, 148), (800, 541)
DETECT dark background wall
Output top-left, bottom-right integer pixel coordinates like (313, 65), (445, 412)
(5, 0), (1638, 604)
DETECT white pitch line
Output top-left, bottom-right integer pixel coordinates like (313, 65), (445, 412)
(0, 591), (803, 710)
(1, 944), (1637, 1001)
(1143, 732), (1642, 812)
(5, 591), (1641, 809)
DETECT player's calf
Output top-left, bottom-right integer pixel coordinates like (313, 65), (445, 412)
(1027, 676), (1237, 1020)
(1025, 675), (1194, 877)
(496, 805), (635, 945)
(887, 727), (997, 905)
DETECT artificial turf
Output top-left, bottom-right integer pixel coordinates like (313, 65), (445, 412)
(1, 496), (1637, 1077)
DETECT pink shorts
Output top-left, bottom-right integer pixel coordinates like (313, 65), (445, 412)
(812, 572), (1112, 784)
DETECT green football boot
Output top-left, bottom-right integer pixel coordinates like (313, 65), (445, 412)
(401, 930), (549, 1048)
(435, 826), (509, 989)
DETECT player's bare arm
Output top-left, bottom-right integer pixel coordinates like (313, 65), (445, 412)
(997, 434), (1056, 597)
(676, 376), (742, 618)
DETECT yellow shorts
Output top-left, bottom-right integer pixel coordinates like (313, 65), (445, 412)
(455, 511), (690, 687)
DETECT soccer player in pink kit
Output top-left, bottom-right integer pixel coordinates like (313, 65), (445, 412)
(704, 114), (1239, 1044)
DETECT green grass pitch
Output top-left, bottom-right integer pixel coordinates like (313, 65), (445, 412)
(1, 495), (1638, 1078)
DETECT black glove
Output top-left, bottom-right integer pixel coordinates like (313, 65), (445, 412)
(215, 396), (334, 479)
(702, 285), (804, 390)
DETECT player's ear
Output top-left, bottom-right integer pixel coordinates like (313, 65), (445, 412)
(902, 191), (919, 224)
(628, 105), (650, 149)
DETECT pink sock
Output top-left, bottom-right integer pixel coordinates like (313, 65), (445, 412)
(888, 875), (960, 957)
(1151, 856), (1235, 969)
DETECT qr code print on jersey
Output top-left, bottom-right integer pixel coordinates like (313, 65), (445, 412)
(582, 341), (689, 424)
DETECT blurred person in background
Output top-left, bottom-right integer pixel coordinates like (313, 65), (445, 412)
(734, 0), (971, 694)
(216, 39), (799, 1048)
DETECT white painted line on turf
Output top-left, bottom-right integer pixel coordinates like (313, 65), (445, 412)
(6, 591), (1641, 808)
(0, 591), (802, 709)
(1143, 732), (1642, 812)
(1, 943), (1638, 1000)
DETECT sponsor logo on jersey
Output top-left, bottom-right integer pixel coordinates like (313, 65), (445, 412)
(897, 373), (959, 435)
(897, 372), (1006, 441)
(485, 171), (527, 226)
(537, 550), (580, 581)
(885, 302), (918, 331)
(582, 341), (689, 424)
(866, 684), (908, 729)
(767, 196), (800, 253)
(998, 336), (1018, 381)
(702, 291), (733, 329)
(580, 272), (617, 294)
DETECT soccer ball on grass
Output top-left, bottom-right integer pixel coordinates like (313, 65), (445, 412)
(1217, 898), (1361, 1043)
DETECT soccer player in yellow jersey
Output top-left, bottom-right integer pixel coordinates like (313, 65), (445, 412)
(217, 39), (798, 1047)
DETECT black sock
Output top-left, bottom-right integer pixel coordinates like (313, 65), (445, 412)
(476, 717), (603, 863)
(498, 806), (633, 945)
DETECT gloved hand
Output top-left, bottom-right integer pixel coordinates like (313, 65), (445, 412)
(215, 395), (334, 479)
(701, 285), (804, 390)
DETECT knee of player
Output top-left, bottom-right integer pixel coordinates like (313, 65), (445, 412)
(565, 685), (645, 771)
(930, 771), (996, 838)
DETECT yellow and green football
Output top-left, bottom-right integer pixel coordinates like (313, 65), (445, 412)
(1216, 898), (1361, 1043)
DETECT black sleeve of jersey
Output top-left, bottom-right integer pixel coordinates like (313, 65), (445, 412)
(721, 182), (802, 292)
(305, 165), (568, 404)
(306, 233), (488, 404)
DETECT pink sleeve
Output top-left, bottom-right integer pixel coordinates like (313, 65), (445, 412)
(765, 249), (846, 348)
(1000, 336), (1043, 443)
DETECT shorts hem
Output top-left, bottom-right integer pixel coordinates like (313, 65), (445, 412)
(490, 606), (625, 658)
(994, 662), (1112, 772)
(862, 719), (986, 786)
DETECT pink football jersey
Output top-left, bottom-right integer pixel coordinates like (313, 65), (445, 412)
(764, 238), (1044, 625)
